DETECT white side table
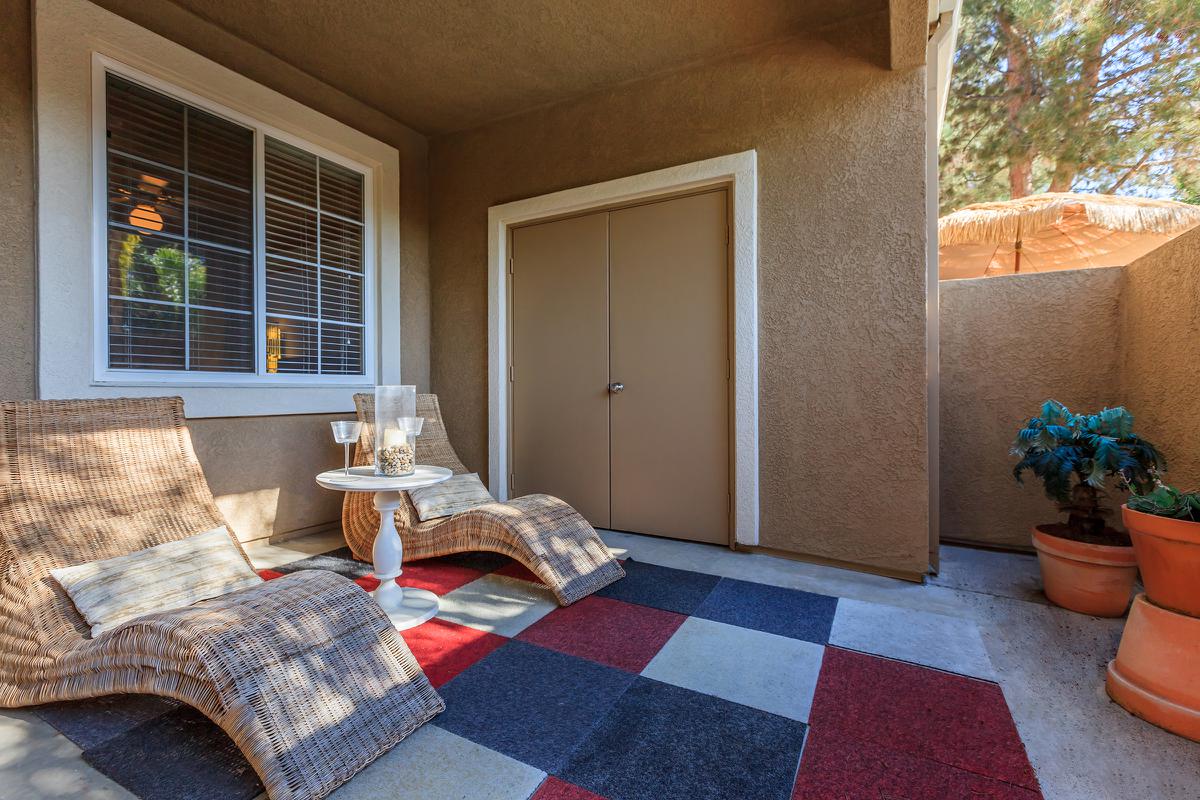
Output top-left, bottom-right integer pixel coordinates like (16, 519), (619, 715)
(316, 465), (453, 630)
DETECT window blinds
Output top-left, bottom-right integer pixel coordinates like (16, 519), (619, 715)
(104, 73), (367, 378)
(106, 74), (255, 373)
(263, 138), (365, 375)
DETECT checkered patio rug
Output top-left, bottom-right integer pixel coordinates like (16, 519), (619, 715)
(32, 548), (1043, 800)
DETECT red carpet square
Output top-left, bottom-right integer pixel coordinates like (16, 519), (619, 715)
(808, 647), (1038, 790)
(532, 776), (607, 800)
(517, 596), (685, 672)
(351, 561), (485, 595)
(353, 575), (381, 592)
(793, 728), (1041, 799)
(494, 560), (543, 584)
(400, 618), (507, 688)
(399, 559), (488, 594)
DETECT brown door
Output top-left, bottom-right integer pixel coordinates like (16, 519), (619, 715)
(509, 189), (729, 544)
(609, 190), (729, 543)
(510, 211), (611, 526)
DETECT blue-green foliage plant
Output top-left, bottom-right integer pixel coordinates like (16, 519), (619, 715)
(1012, 400), (1165, 541)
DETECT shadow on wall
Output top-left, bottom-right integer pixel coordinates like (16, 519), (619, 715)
(940, 225), (1200, 550)
(188, 414), (346, 542)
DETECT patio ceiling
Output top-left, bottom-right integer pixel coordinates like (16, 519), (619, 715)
(135, 0), (888, 135)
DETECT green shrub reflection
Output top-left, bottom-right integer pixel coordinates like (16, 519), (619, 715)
(117, 233), (207, 304)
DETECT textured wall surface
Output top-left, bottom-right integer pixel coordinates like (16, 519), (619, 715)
(0, 0), (36, 401)
(189, 415), (345, 542)
(1122, 227), (1200, 490)
(429, 28), (931, 575)
(156, 0), (886, 134)
(939, 268), (1125, 549)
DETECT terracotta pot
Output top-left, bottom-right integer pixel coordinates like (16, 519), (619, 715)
(1030, 525), (1137, 617)
(1107, 593), (1200, 742)
(1123, 505), (1200, 617)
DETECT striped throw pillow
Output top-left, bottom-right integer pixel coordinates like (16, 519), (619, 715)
(51, 526), (263, 637)
(408, 473), (495, 522)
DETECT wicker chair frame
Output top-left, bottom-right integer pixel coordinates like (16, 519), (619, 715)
(0, 397), (443, 800)
(343, 394), (624, 605)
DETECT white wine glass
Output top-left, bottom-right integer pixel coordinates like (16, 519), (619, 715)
(330, 420), (364, 479)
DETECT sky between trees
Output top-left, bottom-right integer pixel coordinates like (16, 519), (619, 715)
(940, 0), (1200, 215)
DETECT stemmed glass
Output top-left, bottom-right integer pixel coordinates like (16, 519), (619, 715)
(330, 420), (364, 479)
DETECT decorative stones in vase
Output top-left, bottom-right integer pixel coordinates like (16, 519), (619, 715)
(373, 385), (423, 477)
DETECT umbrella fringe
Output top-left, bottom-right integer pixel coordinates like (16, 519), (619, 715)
(939, 193), (1200, 246)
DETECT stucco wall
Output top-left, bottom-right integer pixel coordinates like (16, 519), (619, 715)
(939, 268), (1126, 549)
(0, 0), (36, 401)
(190, 414), (345, 542)
(1122, 227), (1200, 490)
(1, 0), (431, 541)
(428, 28), (932, 575)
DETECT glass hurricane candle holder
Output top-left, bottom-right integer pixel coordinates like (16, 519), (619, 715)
(373, 385), (418, 477)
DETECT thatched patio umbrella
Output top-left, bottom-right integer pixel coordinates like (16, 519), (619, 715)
(938, 192), (1200, 280)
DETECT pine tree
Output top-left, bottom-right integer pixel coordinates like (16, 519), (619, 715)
(940, 0), (1200, 214)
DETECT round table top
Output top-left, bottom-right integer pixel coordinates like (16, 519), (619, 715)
(315, 464), (453, 493)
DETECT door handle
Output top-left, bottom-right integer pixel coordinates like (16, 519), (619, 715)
(608, 382), (625, 394)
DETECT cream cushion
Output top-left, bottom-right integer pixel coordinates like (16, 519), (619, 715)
(51, 526), (263, 637)
(408, 473), (495, 522)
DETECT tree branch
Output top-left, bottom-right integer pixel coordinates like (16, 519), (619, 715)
(1096, 52), (1192, 92)
(1105, 151), (1153, 192)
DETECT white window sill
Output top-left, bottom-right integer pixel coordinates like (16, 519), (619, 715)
(44, 382), (370, 418)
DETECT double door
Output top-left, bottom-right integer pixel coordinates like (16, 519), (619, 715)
(509, 189), (729, 544)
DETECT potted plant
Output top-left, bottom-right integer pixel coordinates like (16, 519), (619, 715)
(1124, 483), (1200, 617)
(1012, 401), (1164, 616)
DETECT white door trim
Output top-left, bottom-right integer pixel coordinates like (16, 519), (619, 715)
(487, 150), (759, 546)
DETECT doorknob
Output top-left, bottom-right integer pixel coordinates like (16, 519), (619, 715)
(608, 382), (625, 394)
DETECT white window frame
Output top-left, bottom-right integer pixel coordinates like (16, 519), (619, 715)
(92, 56), (378, 387)
(34, 0), (402, 418)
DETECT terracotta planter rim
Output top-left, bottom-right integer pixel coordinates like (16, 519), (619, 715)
(1031, 524), (1137, 566)
(1122, 504), (1200, 545)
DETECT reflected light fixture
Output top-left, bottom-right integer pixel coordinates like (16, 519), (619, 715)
(128, 203), (163, 232)
(266, 324), (282, 373)
(138, 174), (169, 193)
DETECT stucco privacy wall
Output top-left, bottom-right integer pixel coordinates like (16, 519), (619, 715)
(429, 27), (932, 575)
(1121, 226), (1200, 492)
(939, 268), (1125, 549)
(0, 0), (36, 402)
(7, 0), (433, 541)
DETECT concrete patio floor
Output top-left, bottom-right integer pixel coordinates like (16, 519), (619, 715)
(2, 531), (1197, 800)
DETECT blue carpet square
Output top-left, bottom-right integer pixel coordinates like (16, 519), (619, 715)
(436, 640), (636, 772)
(32, 694), (179, 750)
(595, 559), (720, 614)
(272, 547), (372, 579)
(83, 705), (261, 800)
(560, 677), (806, 800)
(693, 578), (838, 643)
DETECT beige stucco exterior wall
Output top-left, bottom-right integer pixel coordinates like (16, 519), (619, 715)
(0, 0), (36, 401)
(2, 0), (431, 541)
(1121, 227), (1200, 490)
(939, 268), (1126, 549)
(189, 414), (345, 542)
(428, 28), (932, 575)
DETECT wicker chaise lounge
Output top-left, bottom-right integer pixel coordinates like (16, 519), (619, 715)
(343, 393), (624, 605)
(0, 397), (444, 800)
